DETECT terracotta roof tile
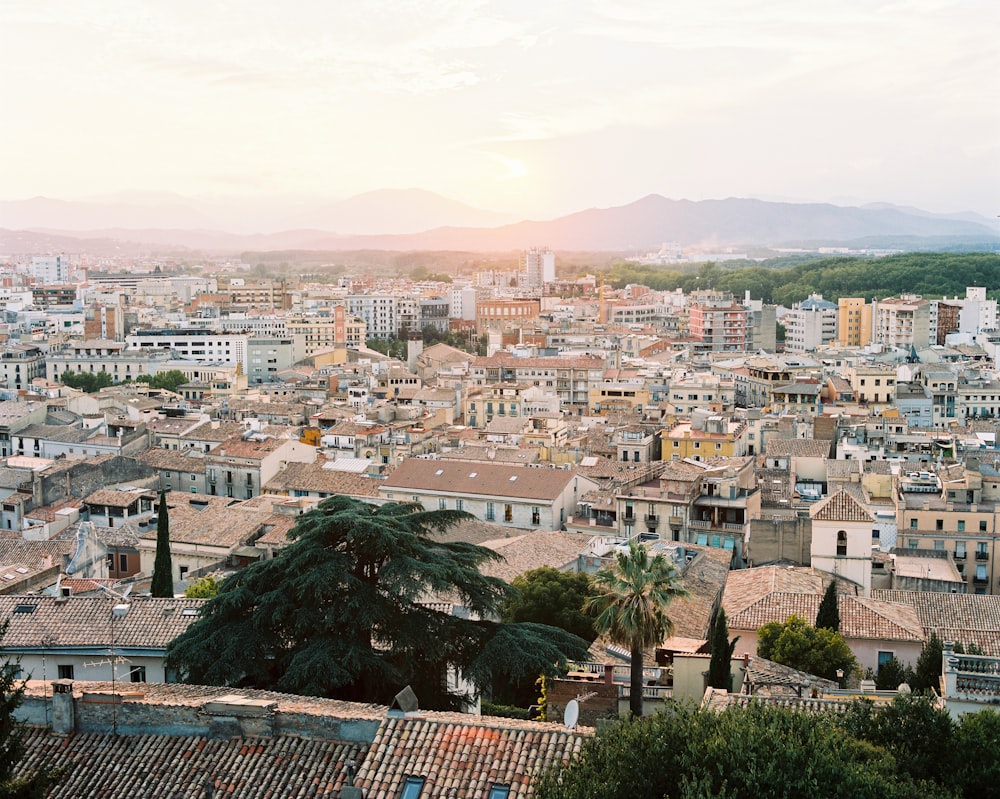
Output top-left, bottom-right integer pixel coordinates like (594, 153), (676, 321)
(0, 595), (205, 648)
(356, 715), (588, 799)
(809, 488), (874, 522)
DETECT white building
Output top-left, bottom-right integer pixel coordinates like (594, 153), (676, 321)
(523, 248), (555, 292)
(125, 329), (249, 371)
(783, 294), (838, 353)
(30, 255), (70, 284)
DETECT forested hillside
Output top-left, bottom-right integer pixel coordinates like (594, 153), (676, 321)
(605, 252), (1000, 306)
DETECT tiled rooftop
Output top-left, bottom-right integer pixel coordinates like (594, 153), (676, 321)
(0, 595), (206, 648)
(356, 714), (588, 799)
(381, 459), (578, 502)
(871, 589), (1000, 656)
(264, 460), (384, 498)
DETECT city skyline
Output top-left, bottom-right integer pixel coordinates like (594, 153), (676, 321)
(2, 1), (998, 226)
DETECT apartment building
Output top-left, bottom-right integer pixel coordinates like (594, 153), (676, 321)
(125, 329), (249, 371)
(469, 354), (605, 412)
(894, 464), (998, 594)
(837, 298), (872, 348)
(874, 295), (931, 351)
(687, 291), (748, 353)
(784, 294), (838, 353)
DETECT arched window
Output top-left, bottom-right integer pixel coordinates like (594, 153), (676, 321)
(837, 530), (847, 557)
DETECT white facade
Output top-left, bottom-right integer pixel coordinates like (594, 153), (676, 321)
(30, 255), (70, 284)
(126, 330), (249, 371)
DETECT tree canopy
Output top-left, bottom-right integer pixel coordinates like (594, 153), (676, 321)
(585, 540), (687, 715)
(501, 566), (596, 644)
(757, 614), (857, 682)
(136, 370), (189, 393)
(601, 252), (1000, 307)
(165, 496), (590, 709)
(59, 370), (114, 393)
(533, 696), (990, 799)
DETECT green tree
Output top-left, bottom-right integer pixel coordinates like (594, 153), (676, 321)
(59, 370), (114, 393)
(184, 575), (220, 599)
(142, 370), (189, 393)
(911, 633), (943, 693)
(954, 709), (1000, 799)
(874, 656), (915, 691)
(0, 626), (62, 797)
(816, 580), (841, 632)
(757, 614), (857, 682)
(839, 694), (955, 787)
(165, 497), (589, 709)
(533, 702), (954, 799)
(707, 607), (738, 690)
(501, 567), (596, 643)
(584, 540), (688, 716)
(150, 490), (173, 598)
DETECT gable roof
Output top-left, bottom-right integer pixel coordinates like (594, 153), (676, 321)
(809, 488), (875, 522)
(725, 592), (924, 643)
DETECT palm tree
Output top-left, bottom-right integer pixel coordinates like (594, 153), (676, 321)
(585, 540), (688, 716)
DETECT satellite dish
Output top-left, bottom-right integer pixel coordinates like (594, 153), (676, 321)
(564, 699), (579, 730)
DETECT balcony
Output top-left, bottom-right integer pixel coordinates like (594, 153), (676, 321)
(645, 514), (659, 525)
(976, 551), (989, 561)
(668, 515), (684, 528)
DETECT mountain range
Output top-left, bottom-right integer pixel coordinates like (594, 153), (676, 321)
(1, 190), (998, 256)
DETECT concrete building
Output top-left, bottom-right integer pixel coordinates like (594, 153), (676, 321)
(688, 292), (748, 353)
(0, 344), (45, 390)
(874, 295), (931, 351)
(125, 329), (249, 372)
(29, 255), (70, 284)
(838, 298), (873, 348)
(784, 294), (838, 353)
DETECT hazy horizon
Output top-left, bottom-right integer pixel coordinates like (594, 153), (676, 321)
(3, 1), (998, 223)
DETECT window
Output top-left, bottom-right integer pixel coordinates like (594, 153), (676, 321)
(531, 507), (540, 525)
(909, 519), (918, 529)
(400, 777), (425, 799)
(958, 520), (966, 532)
(504, 504), (513, 523)
(934, 540), (944, 551)
(486, 502), (495, 521)
(872, 528), (880, 540)
(488, 787), (511, 799)
(977, 542), (989, 559)
(956, 542), (966, 559)
(877, 651), (894, 669)
(981, 521), (988, 532)
(130, 666), (147, 683)
(976, 564), (988, 582)
(908, 539), (919, 549)
(935, 519), (943, 531)
(119, 554), (127, 572)
(456, 499), (463, 512)
(438, 498), (447, 510)
(179, 566), (189, 579)
(836, 531), (847, 557)
(57, 665), (74, 680)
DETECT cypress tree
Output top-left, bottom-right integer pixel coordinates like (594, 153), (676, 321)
(707, 607), (739, 690)
(150, 489), (173, 597)
(816, 580), (841, 632)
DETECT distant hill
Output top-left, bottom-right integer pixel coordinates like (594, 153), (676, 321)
(1, 193), (997, 255)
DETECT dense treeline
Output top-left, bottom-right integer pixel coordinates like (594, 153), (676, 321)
(603, 252), (1000, 306)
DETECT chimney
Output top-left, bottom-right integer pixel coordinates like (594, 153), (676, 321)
(51, 680), (75, 735)
(604, 663), (615, 685)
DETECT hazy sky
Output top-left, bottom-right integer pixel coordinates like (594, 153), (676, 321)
(3, 0), (998, 219)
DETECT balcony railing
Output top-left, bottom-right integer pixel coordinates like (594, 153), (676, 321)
(645, 514), (658, 524)
(976, 552), (989, 561)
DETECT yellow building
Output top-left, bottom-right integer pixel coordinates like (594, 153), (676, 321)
(838, 298), (872, 347)
(661, 414), (748, 461)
